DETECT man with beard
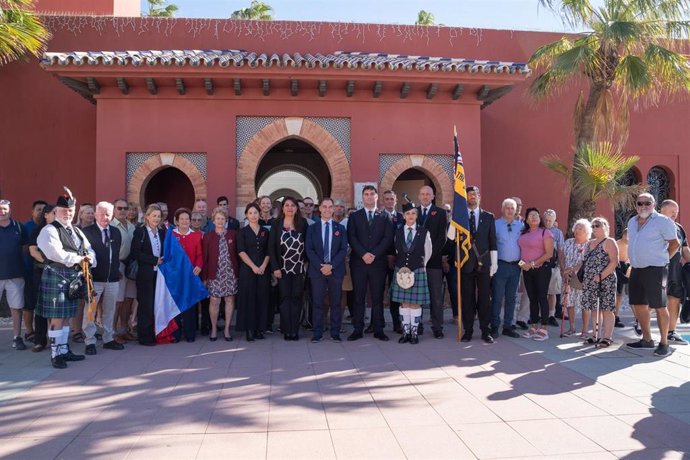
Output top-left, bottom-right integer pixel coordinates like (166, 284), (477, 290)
(37, 188), (96, 368)
(626, 193), (680, 357)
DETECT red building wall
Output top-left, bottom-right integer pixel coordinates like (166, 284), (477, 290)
(0, 17), (685, 227)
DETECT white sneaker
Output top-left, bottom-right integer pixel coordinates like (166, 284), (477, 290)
(533, 328), (549, 341)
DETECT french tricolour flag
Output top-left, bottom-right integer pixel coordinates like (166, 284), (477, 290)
(154, 227), (209, 335)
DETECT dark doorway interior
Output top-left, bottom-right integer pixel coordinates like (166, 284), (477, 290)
(144, 167), (195, 214)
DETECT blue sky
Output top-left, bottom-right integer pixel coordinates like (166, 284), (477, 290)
(140, 0), (604, 32)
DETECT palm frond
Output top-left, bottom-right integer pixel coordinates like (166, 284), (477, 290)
(539, 0), (597, 28)
(541, 155), (572, 179)
(0, 4), (50, 65)
(643, 43), (690, 96)
(528, 37), (576, 69)
(615, 55), (652, 97)
(571, 142), (641, 203)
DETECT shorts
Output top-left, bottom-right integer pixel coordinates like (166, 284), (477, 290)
(629, 266), (667, 308)
(117, 262), (137, 302)
(548, 268), (562, 295)
(0, 278), (25, 309)
(667, 280), (684, 299)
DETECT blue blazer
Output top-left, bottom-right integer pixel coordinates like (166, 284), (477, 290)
(306, 220), (348, 278)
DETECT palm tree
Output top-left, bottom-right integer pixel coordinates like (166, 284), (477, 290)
(542, 142), (646, 219)
(0, 0), (50, 66)
(147, 0), (179, 17)
(415, 10), (436, 26)
(530, 0), (690, 224)
(231, 1), (274, 20)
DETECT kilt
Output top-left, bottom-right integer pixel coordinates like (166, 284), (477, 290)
(391, 267), (430, 305)
(37, 265), (80, 319)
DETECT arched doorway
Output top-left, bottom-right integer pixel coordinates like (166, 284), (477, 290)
(392, 168), (438, 209)
(144, 167), (195, 213)
(255, 139), (331, 203)
(614, 167), (641, 238)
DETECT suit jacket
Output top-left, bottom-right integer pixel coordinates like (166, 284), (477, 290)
(306, 220), (348, 278)
(461, 208), (497, 274)
(347, 208), (393, 267)
(384, 210), (404, 256)
(131, 225), (166, 272)
(417, 204), (448, 269)
(201, 230), (239, 281)
(82, 224), (122, 282)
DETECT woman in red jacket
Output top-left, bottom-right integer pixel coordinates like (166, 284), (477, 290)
(172, 208), (203, 343)
(201, 207), (239, 341)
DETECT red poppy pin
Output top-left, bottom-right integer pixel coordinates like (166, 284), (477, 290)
(334, 230), (340, 237)
(431, 210), (438, 216)
(260, 231), (265, 237)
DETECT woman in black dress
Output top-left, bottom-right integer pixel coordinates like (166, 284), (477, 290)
(268, 197), (308, 341)
(131, 204), (166, 346)
(236, 203), (270, 342)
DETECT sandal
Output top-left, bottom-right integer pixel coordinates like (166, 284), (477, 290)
(598, 338), (613, 348)
(579, 333), (589, 340)
(72, 332), (85, 343)
(563, 329), (577, 337)
(587, 337), (600, 344)
(24, 332), (36, 343)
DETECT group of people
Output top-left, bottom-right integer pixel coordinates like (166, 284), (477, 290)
(0, 183), (687, 369)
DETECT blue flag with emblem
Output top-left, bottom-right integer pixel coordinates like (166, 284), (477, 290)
(451, 126), (471, 267)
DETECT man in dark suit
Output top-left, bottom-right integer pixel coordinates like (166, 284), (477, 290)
(347, 185), (394, 341)
(306, 198), (349, 342)
(216, 195), (240, 230)
(417, 185), (449, 338)
(82, 202), (125, 354)
(460, 186), (497, 343)
(382, 190), (404, 334)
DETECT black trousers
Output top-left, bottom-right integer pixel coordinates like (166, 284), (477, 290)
(32, 266), (48, 347)
(173, 307), (197, 341)
(524, 266), (552, 326)
(427, 268), (445, 333)
(136, 268), (157, 344)
(279, 273), (304, 336)
(199, 297), (210, 333)
(461, 269), (491, 335)
(351, 262), (386, 334)
(237, 268), (269, 332)
(386, 268), (401, 328)
(310, 274), (343, 338)
(266, 275), (279, 331)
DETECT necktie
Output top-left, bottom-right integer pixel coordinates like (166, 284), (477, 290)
(422, 208), (428, 224)
(470, 210), (476, 236)
(323, 222), (330, 263)
(103, 228), (110, 247)
(65, 226), (73, 237)
(368, 210), (373, 226)
(406, 227), (414, 248)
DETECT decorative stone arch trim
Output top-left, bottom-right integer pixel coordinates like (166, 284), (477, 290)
(258, 163), (324, 199)
(379, 155), (453, 206)
(127, 153), (207, 207)
(236, 117), (352, 207)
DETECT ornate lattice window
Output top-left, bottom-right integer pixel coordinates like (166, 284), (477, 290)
(614, 168), (640, 239)
(647, 166), (671, 207)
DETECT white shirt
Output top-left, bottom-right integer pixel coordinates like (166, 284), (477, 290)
(467, 207), (480, 229)
(146, 226), (161, 258)
(404, 225), (433, 266)
(37, 222), (96, 268)
(97, 222), (113, 267)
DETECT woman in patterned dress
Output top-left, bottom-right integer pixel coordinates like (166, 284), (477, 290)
(268, 197), (308, 341)
(390, 203), (432, 345)
(559, 219), (591, 337)
(201, 208), (239, 342)
(581, 217), (619, 347)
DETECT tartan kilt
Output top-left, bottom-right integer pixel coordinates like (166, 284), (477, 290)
(391, 267), (430, 305)
(37, 265), (80, 318)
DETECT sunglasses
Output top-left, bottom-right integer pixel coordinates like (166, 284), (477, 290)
(304, 203), (314, 207)
(592, 223), (602, 228)
(115, 206), (128, 211)
(507, 223), (512, 232)
(191, 218), (203, 221)
(636, 201), (653, 207)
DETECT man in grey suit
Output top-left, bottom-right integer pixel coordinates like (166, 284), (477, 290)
(460, 186), (497, 343)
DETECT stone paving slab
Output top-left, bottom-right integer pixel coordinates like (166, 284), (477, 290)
(0, 311), (689, 459)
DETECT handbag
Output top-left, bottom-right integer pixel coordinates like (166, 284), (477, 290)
(67, 274), (86, 300)
(125, 229), (147, 280)
(396, 267), (415, 289)
(577, 240), (606, 283)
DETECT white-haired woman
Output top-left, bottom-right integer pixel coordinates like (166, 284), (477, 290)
(580, 217), (618, 347)
(559, 219), (591, 337)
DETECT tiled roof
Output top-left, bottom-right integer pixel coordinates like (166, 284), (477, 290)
(42, 50), (530, 75)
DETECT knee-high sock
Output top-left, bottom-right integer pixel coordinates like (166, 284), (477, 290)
(399, 307), (411, 327)
(410, 309), (422, 334)
(61, 326), (70, 348)
(48, 330), (62, 358)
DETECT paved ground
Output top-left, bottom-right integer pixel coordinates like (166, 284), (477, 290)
(1, 310), (689, 460)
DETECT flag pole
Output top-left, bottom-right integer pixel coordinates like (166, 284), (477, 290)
(456, 238), (463, 341)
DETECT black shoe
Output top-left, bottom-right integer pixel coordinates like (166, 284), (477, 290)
(516, 321), (529, 330)
(255, 331), (265, 340)
(653, 343), (670, 357)
(186, 337), (195, 343)
(481, 333), (495, 344)
(61, 350), (85, 361)
(433, 330), (444, 339)
(410, 334), (419, 345)
(502, 328), (520, 338)
(633, 321), (642, 336)
(460, 332), (472, 342)
(284, 334), (290, 341)
(139, 341), (155, 346)
(85, 344), (97, 355)
(614, 316), (625, 328)
(347, 332), (363, 341)
(51, 355), (67, 369)
(246, 331), (255, 342)
(209, 336), (218, 342)
(393, 324), (403, 334)
(292, 334), (299, 341)
(311, 336), (322, 343)
(12, 337), (27, 350)
(364, 324), (374, 334)
(331, 335), (342, 343)
(103, 340), (124, 350)
(626, 339), (655, 349)
(490, 327), (499, 339)
(547, 316), (559, 327)
(224, 333), (233, 342)
(398, 334), (410, 344)
(374, 332), (390, 341)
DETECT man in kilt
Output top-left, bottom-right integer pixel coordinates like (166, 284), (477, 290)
(391, 203), (432, 344)
(37, 187), (96, 369)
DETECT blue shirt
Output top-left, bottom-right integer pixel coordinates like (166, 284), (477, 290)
(495, 217), (523, 262)
(628, 211), (678, 268)
(548, 226), (565, 252)
(0, 219), (28, 280)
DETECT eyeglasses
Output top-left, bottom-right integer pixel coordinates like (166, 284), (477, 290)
(0, 199), (10, 206)
(592, 223), (602, 228)
(636, 201), (653, 207)
(115, 206), (128, 211)
(304, 203), (314, 207)
(191, 218), (203, 221)
(507, 223), (512, 232)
